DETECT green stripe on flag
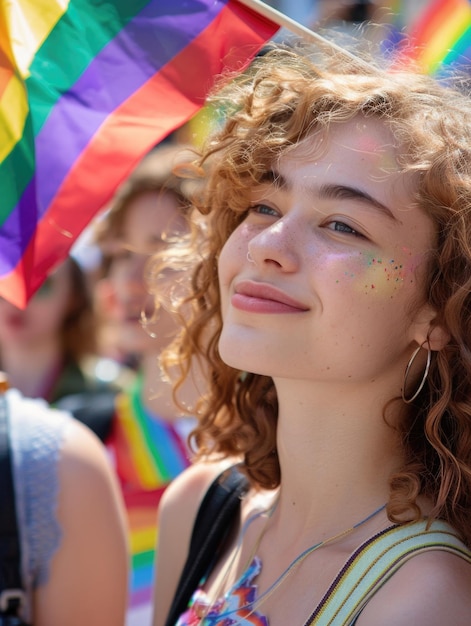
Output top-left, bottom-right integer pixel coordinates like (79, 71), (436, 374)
(0, 0), (149, 225)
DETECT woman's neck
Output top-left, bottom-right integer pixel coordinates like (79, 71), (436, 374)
(272, 378), (404, 531)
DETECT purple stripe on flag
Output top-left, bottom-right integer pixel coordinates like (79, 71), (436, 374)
(0, 0), (228, 276)
(129, 585), (153, 609)
(0, 173), (39, 277)
(37, 0), (228, 211)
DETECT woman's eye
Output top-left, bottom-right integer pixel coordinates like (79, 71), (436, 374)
(115, 250), (131, 260)
(109, 249), (133, 264)
(327, 220), (363, 238)
(250, 204), (279, 217)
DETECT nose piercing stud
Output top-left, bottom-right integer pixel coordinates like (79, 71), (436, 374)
(247, 251), (255, 263)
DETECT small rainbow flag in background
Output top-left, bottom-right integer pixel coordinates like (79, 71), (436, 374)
(108, 378), (194, 625)
(0, 0), (279, 308)
(402, 0), (471, 75)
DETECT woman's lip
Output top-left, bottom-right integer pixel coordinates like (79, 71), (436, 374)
(232, 280), (309, 313)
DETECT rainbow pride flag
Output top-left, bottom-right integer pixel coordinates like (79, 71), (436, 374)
(403, 0), (471, 74)
(108, 377), (195, 624)
(0, 0), (279, 308)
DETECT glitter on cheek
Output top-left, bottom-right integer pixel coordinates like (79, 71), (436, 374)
(331, 252), (363, 286)
(332, 248), (423, 296)
(333, 252), (407, 296)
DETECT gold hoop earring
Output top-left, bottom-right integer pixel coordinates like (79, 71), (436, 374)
(401, 340), (432, 404)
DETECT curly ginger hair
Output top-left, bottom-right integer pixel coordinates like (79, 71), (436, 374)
(152, 40), (471, 546)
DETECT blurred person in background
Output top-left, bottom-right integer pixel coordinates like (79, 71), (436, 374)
(0, 255), (125, 441)
(0, 371), (128, 626)
(316, 0), (392, 23)
(0, 256), (99, 403)
(312, 0), (397, 46)
(94, 142), (203, 626)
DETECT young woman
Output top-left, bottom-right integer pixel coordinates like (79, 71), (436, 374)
(0, 256), (99, 403)
(152, 38), (471, 626)
(94, 143), (203, 625)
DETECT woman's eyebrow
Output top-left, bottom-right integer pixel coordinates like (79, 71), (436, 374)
(259, 170), (398, 222)
(318, 183), (398, 222)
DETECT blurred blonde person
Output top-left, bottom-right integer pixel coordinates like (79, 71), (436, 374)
(94, 143), (203, 626)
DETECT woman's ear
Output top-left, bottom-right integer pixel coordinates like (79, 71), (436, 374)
(427, 324), (450, 351)
(413, 303), (450, 351)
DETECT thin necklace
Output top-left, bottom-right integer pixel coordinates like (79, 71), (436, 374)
(202, 501), (386, 623)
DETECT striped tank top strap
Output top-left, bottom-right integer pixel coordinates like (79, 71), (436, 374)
(306, 519), (471, 626)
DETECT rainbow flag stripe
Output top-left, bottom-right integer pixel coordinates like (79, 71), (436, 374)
(109, 378), (195, 619)
(0, 0), (279, 308)
(404, 0), (471, 74)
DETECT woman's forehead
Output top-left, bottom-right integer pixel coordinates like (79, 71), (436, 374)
(292, 117), (398, 159)
(273, 119), (405, 189)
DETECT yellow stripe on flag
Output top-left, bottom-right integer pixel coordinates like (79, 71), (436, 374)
(3, 0), (70, 77)
(0, 0), (69, 163)
(130, 526), (157, 554)
(0, 73), (29, 162)
(116, 393), (161, 488)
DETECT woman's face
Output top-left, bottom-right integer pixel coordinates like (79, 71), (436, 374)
(218, 117), (437, 392)
(0, 261), (74, 349)
(104, 190), (188, 357)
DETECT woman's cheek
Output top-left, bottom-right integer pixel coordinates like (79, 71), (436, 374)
(218, 235), (245, 314)
(219, 225), (252, 276)
(330, 249), (422, 299)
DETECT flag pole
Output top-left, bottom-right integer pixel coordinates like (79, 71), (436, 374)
(235, 0), (378, 72)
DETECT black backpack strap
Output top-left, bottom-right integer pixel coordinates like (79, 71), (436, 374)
(54, 389), (117, 442)
(0, 393), (25, 618)
(164, 465), (249, 626)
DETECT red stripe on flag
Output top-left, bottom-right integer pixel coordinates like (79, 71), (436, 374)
(409, 0), (465, 47)
(0, 252), (33, 307)
(2, 0), (278, 307)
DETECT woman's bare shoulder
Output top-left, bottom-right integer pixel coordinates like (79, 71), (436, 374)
(159, 457), (237, 518)
(153, 457), (239, 626)
(37, 418), (128, 626)
(57, 417), (125, 507)
(157, 456), (241, 561)
(59, 417), (115, 475)
(359, 549), (471, 626)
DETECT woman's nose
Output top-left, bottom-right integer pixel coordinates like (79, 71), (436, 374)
(247, 217), (301, 272)
(121, 254), (148, 290)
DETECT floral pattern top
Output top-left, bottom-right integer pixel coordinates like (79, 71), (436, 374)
(176, 556), (268, 626)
